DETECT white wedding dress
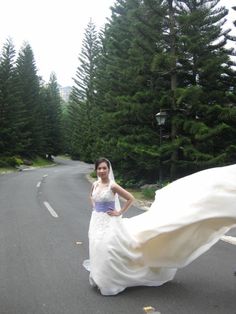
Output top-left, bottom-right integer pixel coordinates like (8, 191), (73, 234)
(84, 164), (236, 295)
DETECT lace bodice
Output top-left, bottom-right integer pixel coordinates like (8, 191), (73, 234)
(92, 180), (115, 212)
(92, 180), (115, 202)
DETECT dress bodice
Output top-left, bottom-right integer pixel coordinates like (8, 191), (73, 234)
(92, 180), (115, 212)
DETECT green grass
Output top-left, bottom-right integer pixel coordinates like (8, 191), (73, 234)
(0, 156), (55, 174)
(57, 154), (71, 160)
(32, 157), (55, 167)
(0, 167), (17, 174)
(127, 188), (156, 201)
(141, 187), (156, 200)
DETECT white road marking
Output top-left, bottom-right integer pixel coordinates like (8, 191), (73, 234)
(43, 174), (48, 178)
(221, 235), (236, 245)
(37, 182), (41, 188)
(43, 201), (59, 218)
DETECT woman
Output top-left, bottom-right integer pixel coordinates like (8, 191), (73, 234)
(83, 157), (135, 295)
(90, 157), (134, 217)
(84, 159), (236, 296)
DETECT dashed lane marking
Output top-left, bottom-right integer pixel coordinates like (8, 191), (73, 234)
(43, 201), (59, 218)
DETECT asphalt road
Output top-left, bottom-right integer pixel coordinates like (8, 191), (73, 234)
(0, 158), (235, 314)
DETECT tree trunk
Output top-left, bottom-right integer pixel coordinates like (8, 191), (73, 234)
(168, 0), (177, 180)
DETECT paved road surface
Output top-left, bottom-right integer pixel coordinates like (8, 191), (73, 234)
(0, 158), (235, 314)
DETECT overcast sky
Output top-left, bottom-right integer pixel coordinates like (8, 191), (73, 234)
(0, 0), (235, 87)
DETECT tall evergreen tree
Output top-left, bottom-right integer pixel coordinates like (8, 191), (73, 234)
(91, 0), (151, 181)
(42, 72), (63, 159)
(68, 19), (100, 161)
(90, 0), (175, 182)
(171, 0), (236, 175)
(93, 0), (236, 182)
(143, 0), (236, 179)
(0, 39), (23, 155)
(67, 0), (236, 184)
(15, 43), (42, 156)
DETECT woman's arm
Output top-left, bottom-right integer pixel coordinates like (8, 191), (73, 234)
(107, 182), (134, 216)
(90, 182), (96, 209)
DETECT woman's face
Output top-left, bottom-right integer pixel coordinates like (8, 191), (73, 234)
(97, 161), (109, 180)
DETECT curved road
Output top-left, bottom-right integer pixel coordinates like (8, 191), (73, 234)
(0, 158), (235, 314)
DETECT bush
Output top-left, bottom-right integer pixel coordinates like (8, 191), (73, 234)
(142, 188), (156, 200)
(0, 156), (23, 168)
(7, 157), (23, 167)
(0, 159), (9, 167)
(90, 170), (97, 179)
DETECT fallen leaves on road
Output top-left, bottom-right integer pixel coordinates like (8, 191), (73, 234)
(75, 241), (83, 245)
(143, 306), (161, 313)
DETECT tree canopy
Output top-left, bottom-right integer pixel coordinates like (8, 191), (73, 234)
(66, 0), (236, 185)
(1, 0), (236, 186)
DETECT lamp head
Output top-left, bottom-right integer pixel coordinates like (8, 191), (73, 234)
(155, 111), (167, 125)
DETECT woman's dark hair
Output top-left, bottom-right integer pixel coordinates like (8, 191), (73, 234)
(95, 158), (110, 170)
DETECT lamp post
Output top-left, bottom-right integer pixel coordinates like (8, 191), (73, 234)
(155, 111), (167, 187)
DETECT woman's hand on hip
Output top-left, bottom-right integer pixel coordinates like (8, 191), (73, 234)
(107, 209), (121, 216)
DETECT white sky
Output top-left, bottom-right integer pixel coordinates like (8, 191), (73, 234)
(0, 0), (235, 87)
(0, 0), (114, 86)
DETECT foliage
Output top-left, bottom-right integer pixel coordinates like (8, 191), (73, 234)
(90, 170), (97, 179)
(141, 187), (156, 200)
(0, 40), (65, 161)
(2, 1), (236, 185)
(66, 19), (100, 161)
(32, 156), (55, 167)
(0, 156), (23, 167)
(65, 0), (236, 184)
(0, 38), (23, 155)
(40, 73), (63, 157)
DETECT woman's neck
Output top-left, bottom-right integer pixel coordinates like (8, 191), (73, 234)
(100, 178), (109, 184)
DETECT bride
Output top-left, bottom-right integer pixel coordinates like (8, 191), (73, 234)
(83, 158), (236, 296)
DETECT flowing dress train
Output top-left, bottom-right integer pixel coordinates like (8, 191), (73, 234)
(84, 164), (236, 295)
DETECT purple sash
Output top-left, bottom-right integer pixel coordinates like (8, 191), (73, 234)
(94, 201), (115, 212)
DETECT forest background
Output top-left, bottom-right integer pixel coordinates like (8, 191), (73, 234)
(1, 0), (236, 189)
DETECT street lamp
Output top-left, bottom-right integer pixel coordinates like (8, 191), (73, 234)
(155, 111), (167, 187)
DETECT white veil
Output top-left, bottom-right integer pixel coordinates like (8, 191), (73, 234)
(107, 159), (121, 211)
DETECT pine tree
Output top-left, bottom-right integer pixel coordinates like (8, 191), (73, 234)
(67, 0), (236, 183)
(172, 0), (236, 174)
(68, 19), (100, 161)
(145, 0), (236, 178)
(42, 73), (63, 159)
(92, 0), (169, 182)
(15, 43), (42, 156)
(0, 38), (23, 155)
(93, 0), (236, 182)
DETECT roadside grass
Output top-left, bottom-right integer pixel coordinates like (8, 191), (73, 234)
(57, 154), (71, 160)
(0, 156), (55, 174)
(32, 157), (55, 167)
(0, 167), (17, 174)
(127, 188), (155, 201)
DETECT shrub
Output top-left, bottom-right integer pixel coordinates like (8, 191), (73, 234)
(90, 170), (97, 179)
(6, 157), (22, 167)
(142, 188), (156, 200)
(0, 156), (23, 168)
(0, 159), (9, 167)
